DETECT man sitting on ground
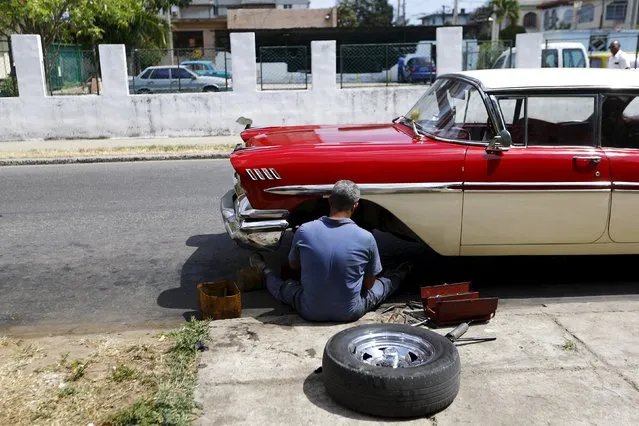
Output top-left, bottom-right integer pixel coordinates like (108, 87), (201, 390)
(249, 180), (410, 322)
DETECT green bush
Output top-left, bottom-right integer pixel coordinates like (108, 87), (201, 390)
(0, 75), (18, 97)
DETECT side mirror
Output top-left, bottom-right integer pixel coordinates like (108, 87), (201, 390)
(486, 130), (512, 153)
(191, 76), (197, 80)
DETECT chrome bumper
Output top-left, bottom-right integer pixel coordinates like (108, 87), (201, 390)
(220, 189), (289, 251)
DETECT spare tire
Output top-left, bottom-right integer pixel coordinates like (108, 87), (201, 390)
(322, 323), (460, 418)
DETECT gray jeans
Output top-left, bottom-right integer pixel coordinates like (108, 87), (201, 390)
(265, 269), (404, 321)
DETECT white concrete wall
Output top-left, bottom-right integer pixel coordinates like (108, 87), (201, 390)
(436, 27), (463, 75)
(0, 32), (426, 141)
(516, 33), (543, 68)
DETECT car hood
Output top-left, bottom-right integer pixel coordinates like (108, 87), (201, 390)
(241, 124), (414, 147)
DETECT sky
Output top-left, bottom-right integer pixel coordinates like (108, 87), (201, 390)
(309, 0), (488, 25)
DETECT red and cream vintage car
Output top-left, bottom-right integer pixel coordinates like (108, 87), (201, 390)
(221, 68), (639, 256)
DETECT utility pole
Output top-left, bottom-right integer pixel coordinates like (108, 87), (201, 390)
(453, 0), (458, 25)
(166, 7), (174, 65)
(397, 0), (401, 25)
(402, 0), (406, 26)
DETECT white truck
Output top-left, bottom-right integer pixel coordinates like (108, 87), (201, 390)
(492, 42), (589, 69)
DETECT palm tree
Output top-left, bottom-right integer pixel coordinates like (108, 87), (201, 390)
(490, 0), (520, 32)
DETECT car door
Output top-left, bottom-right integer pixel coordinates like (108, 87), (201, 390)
(462, 94), (611, 248)
(601, 93), (639, 242)
(148, 68), (172, 93)
(171, 67), (196, 92)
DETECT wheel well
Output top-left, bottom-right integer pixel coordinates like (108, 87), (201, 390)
(288, 198), (421, 243)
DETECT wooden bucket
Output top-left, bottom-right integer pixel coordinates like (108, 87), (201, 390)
(197, 280), (241, 320)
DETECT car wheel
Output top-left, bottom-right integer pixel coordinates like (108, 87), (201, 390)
(203, 86), (219, 92)
(322, 323), (460, 418)
(136, 88), (151, 94)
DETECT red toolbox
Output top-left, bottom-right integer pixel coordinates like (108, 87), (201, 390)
(420, 282), (498, 326)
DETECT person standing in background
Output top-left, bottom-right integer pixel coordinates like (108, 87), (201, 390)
(609, 40), (631, 69)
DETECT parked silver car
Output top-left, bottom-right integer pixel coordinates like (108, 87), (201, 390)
(128, 66), (231, 94)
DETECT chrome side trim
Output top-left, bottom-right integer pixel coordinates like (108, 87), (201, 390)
(613, 182), (639, 190)
(464, 181), (611, 189)
(265, 182), (463, 196)
(265, 181), (614, 195)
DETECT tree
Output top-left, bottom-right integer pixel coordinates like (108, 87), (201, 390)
(337, 0), (394, 28)
(0, 0), (191, 49)
(489, 0), (520, 32)
(499, 24), (526, 43)
(338, 3), (358, 27)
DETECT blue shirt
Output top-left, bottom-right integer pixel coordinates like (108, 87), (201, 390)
(288, 216), (382, 321)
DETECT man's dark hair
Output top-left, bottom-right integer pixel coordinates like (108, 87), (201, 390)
(329, 180), (360, 212)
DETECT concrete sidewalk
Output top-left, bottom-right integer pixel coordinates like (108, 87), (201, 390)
(0, 135), (239, 152)
(195, 297), (639, 425)
(0, 136), (238, 166)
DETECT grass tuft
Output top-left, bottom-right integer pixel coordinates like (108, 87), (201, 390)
(111, 363), (136, 383)
(105, 318), (210, 426)
(563, 339), (577, 352)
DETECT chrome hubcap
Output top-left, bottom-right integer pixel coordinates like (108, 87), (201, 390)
(348, 331), (435, 368)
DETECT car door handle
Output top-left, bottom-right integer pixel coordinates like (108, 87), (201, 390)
(573, 156), (602, 164)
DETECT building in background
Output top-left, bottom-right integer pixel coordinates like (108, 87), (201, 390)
(518, 0), (639, 32)
(419, 9), (470, 26)
(227, 7), (336, 29)
(170, 0), (313, 51)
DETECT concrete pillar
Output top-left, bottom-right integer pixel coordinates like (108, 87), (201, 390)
(230, 32), (257, 93)
(98, 45), (130, 97)
(11, 35), (47, 98)
(311, 40), (336, 92)
(436, 27), (463, 75)
(515, 33), (543, 68)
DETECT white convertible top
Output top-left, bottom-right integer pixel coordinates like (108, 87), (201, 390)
(445, 68), (639, 91)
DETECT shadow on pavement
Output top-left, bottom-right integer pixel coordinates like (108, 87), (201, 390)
(157, 233), (293, 321)
(159, 231), (639, 323)
(372, 230), (639, 300)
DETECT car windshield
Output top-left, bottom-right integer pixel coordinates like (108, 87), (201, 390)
(402, 78), (492, 142)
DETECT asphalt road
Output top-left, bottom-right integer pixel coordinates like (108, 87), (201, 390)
(2, 159), (639, 333)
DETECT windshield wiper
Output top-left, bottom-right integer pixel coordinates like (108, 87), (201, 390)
(394, 116), (425, 138)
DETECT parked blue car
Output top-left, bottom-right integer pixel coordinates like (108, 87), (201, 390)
(399, 56), (436, 83)
(181, 60), (232, 79)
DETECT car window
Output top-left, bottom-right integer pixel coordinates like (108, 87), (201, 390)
(602, 94), (639, 149)
(150, 68), (170, 79)
(563, 48), (586, 68)
(512, 96), (595, 147)
(498, 98), (525, 145)
(140, 69), (152, 79)
(542, 49), (558, 67)
(493, 54), (507, 69)
(171, 68), (193, 79)
(185, 63), (204, 71)
(407, 78), (492, 142)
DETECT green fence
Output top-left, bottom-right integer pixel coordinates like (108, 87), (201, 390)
(45, 44), (100, 95)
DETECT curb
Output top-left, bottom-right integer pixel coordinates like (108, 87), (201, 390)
(0, 152), (232, 167)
